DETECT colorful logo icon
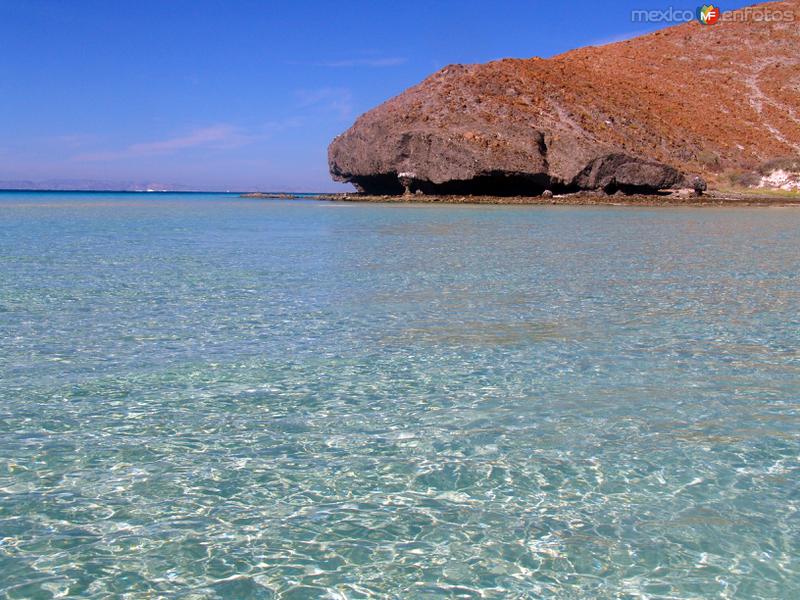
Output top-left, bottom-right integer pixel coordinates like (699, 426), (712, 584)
(697, 4), (721, 25)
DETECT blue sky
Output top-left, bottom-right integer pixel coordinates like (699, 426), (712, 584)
(0, 0), (754, 191)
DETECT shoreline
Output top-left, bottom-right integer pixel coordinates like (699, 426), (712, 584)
(307, 191), (800, 207)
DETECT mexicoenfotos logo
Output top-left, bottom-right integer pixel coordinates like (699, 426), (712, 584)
(696, 4), (721, 25)
(632, 5), (795, 23)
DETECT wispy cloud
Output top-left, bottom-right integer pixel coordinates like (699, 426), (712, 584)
(45, 133), (100, 148)
(298, 57), (407, 68)
(295, 87), (354, 120)
(75, 125), (252, 161)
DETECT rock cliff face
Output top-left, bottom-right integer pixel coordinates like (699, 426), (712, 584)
(329, 0), (800, 195)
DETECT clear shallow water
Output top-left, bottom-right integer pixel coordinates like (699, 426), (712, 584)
(1, 191), (799, 599)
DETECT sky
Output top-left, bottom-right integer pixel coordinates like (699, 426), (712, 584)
(0, 0), (756, 191)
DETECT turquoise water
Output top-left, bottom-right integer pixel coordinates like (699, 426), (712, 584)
(1, 192), (799, 599)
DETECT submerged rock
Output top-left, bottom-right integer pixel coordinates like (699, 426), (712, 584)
(329, 0), (800, 195)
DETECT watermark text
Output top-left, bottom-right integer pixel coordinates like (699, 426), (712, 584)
(632, 5), (795, 24)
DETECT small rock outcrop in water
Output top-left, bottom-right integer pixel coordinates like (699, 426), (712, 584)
(329, 0), (800, 195)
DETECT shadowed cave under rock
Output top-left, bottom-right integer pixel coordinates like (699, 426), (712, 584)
(345, 171), (677, 196)
(348, 172), (573, 196)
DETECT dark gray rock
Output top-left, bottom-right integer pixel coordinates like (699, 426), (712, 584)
(573, 154), (682, 194)
(692, 176), (708, 196)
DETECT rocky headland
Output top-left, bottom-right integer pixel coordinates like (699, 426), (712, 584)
(328, 0), (800, 198)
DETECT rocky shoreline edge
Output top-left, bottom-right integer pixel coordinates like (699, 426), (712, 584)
(241, 191), (800, 207)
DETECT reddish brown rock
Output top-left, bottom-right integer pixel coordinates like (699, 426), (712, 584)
(329, 0), (800, 195)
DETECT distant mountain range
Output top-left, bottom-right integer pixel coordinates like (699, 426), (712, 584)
(0, 179), (206, 192)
